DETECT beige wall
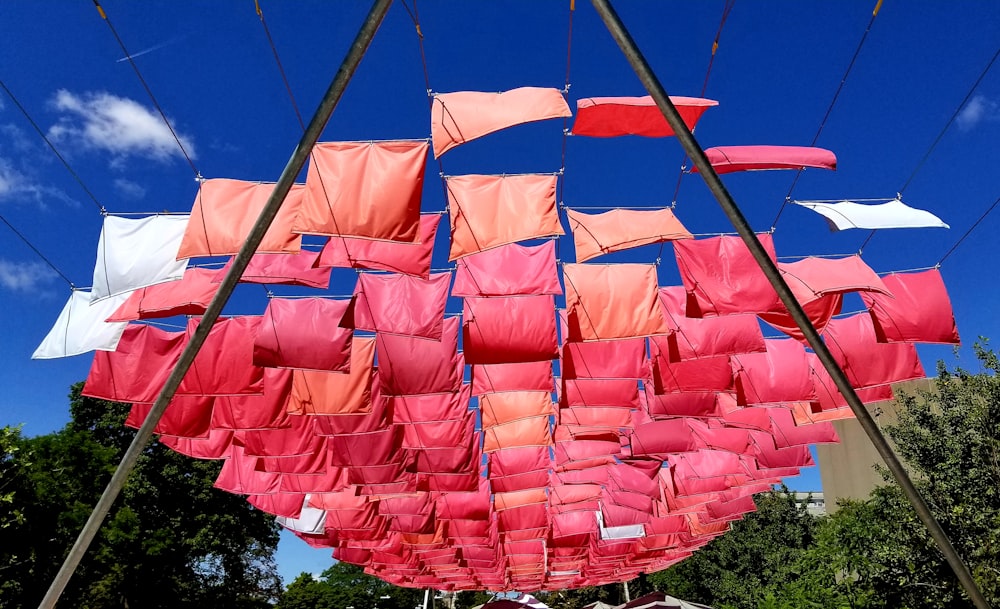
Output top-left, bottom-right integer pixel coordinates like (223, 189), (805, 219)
(815, 378), (934, 512)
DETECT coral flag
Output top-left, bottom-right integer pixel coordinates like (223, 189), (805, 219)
(561, 336), (648, 380)
(431, 87), (571, 157)
(674, 233), (783, 317)
(107, 268), (219, 322)
(348, 272), (450, 340)
(482, 416), (552, 452)
(253, 297), (353, 371)
(563, 263), (668, 341)
(213, 250), (331, 289)
(83, 324), (184, 403)
(292, 140), (427, 242)
(463, 295), (559, 365)
(452, 241), (561, 297)
(376, 316), (462, 396)
(446, 174), (563, 260)
(572, 96), (718, 138)
(823, 314), (925, 388)
(693, 146), (837, 174)
(286, 337), (376, 415)
(861, 269), (960, 344)
(566, 208), (692, 262)
(731, 339), (816, 405)
(178, 316), (264, 397)
(657, 286), (765, 360)
(471, 361), (554, 396)
(316, 213), (441, 278)
(176, 179), (304, 259)
(480, 391), (554, 427)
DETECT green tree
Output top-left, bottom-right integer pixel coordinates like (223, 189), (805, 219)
(276, 562), (424, 609)
(1, 383), (282, 608)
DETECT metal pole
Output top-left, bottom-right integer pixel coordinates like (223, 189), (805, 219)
(36, 1), (394, 607)
(589, 1), (992, 608)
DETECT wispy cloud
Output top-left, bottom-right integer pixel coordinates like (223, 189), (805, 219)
(47, 90), (196, 164)
(0, 259), (58, 293)
(956, 94), (1000, 131)
(0, 154), (74, 207)
(114, 178), (146, 200)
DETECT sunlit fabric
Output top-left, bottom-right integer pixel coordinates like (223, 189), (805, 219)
(211, 368), (292, 431)
(643, 389), (726, 419)
(177, 179), (305, 259)
(823, 314), (926, 388)
(247, 493), (305, 519)
(560, 378), (640, 409)
(390, 386), (471, 424)
(805, 354), (894, 414)
(315, 214), (441, 278)
(563, 263), (668, 341)
(572, 96), (718, 137)
(213, 250), (331, 288)
(463, 295), (559, 365)
(177, 316), (264, 397)
(431, 87), (571, 158)
(471, 361), (554, 396)
(629, 420), (701, 457)
(731, 339), (815, 405)
(32, 290), (128, 359)
(861, 269), (960, 344)
(693, 145), (837, 174)
(292, 140), (427, 242)
(90, 214), (189, 302)
(452, 241), (561, 297)
(286, 337), (376, 415)
(348, 272), (450, 339)
(565, 208), (693, 262)
(657, 286), (765, 360)
(446, 174), (563, 260)
(313, 378), (390, 435)
(674, 233), (782, 317)
(559, 406), (635, 428)
(83, 324), (184, 403)
(480, 391), (554, 427)
(377, 317), (463, 396)
(793, 198), (949, 231)
(213, 444), (281, 495)
(401, 411), (475, 450)
(482, 416), (553, 452)
(125, 396), (214, 438)
(649, 340), (733, 393)
(724, 407), (838, 448)
(561, 337), (648, 380)
(253, 297), (353, 371)
(107, 268), (219, 322)
(489, 446), (551, 492)
(159, 429), (233, 460)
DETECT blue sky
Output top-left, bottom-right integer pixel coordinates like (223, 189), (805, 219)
(1, 1), (998, 584)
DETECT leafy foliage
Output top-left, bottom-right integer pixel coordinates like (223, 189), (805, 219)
(276, 562), (424, 609)
(0, 383), (282, 609)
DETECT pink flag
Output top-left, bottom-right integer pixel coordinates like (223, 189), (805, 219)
(572, 96), (718, 138)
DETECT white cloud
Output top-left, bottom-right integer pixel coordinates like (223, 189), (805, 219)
(47, 89), (196, 163)
(956, 94), (1000, 131)
(114, 178), (146, 200)
(0, 259), (58, 292)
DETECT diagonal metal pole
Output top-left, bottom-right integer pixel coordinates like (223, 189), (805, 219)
(589, 1), (992, 608)
(36, 1), (394, 607)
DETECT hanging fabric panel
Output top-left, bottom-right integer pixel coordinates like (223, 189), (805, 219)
(731, 339), (815, 406)
(125, 396), (214, 439)
(293, 140), (427, 242)
(446, 174), (563, 260)
(563, 263), (668, 341)
(159, 428), (233, 460)
(32, 290), (129, 359)
(649, 339), (733, 393)
(643, 389), (726, 419)
(560, 378), (640, 409)
(657, 286), (765, 360)
(176, 179), (305, 259)
(860, 269), (960, 344)
(451, 241), (561, 297)
(561, 337), (648, 380)
(312, 377), (390, 435)
(348, 272), (450, 340)
(463, 295), (559, 365)
(211, 368), (293, 431)
(106, 268), (220, 322)
(565, 208), (693, 263)
(286, 337), (376, 415)
(213, 250), (331, 289)
(480, 391), (554, 427)
(793, 198), (949, 231)
(390, 386), (471, 424)
(316, 214), (440, 278)
(90, 214), (190, 302)
(376, 316), (462, 396)
(823, 314), (926, 388)
(431, 87), (572, 158)
(674, 233), (783, 317)
(177, 316), (265, 397)
(571, 96), (718, 138)
(82, 324), (184, 403)
(692, 146), (837, 174)
(471, 361), (554, 396)
(253, 297), (354, 371)
(482, 416), (553, 453)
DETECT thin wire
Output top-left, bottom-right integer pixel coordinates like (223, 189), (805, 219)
(938, 194), (1000, 266)
(91, 0), (200, 179)
(668, 0), (736, 208)
(0, 211), (76, 287)
(255, 0), (306, 131)
(771, 0), (882, 230)
(556, 0), (576, 264)
(0, 79), (106, 214)
(899, 45), (1000, 196)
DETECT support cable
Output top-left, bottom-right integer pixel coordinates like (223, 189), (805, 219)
(589, 2), (992, 607)
(91, 0), (201, 179)
(771, 0), (882, 230)
(0, 79), (106, 214)
(36, 2), (393, 606)
(937, 194), (1000, 267)
(0, 211), (76, 288)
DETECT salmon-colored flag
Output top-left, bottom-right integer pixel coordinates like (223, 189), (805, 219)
(177, 179), (305, 259)
(293, 141), (427, 242)
(316, 213), (441, 279)
(566, 208), (692, 262)
(286, 337), (376, 415)
(447, 174), (563, 260)
(431, 87), (571, 158)
(563, 263), (668, 341)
